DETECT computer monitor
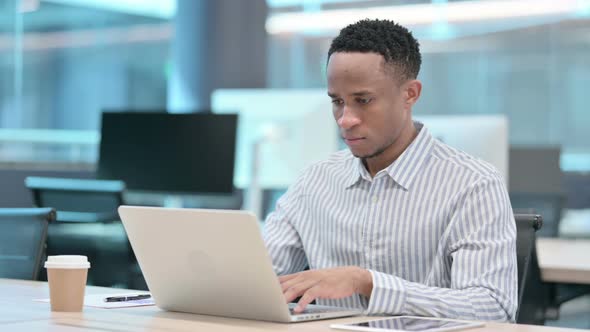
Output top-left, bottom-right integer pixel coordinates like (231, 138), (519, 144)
(509, 146), (562, 194)
(97, 112), (238, 194)
(211, 89), (339, 189)
(414, 114), (509, 185)
(211, 89), (339, 218)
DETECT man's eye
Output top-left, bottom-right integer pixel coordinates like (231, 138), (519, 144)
(357, 98), (371, 105)
(331, 99), (343, 105)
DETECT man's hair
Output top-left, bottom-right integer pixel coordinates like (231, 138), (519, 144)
(328, 19), (422, 81)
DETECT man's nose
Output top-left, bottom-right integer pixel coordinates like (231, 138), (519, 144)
(337, 107), (361, 130)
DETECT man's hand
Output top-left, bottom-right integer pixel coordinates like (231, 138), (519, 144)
(279, 266), (373, 313)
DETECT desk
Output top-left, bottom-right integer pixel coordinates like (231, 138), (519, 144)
(0, 279), (584, 332)
(537, 238), (590, 284)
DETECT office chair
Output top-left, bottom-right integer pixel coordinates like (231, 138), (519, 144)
(515, 213), (550, 325)
(511, 192), (590, 320)
(510, 192), (565, 238)
(0, 208), (56, 280)
(25, 176), (136, 288)
(25, 176), (125, 223)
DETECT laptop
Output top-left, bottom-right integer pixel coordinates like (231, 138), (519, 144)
(118, 205), (361, 323)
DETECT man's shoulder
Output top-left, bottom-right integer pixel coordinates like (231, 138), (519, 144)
(296, 149), (355, 181)
(308, 149), (355, 171)
(430, 139), (504, 184)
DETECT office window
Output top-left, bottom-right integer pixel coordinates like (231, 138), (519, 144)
(0, 0), (173, 164)
(265, 0), (590, 171)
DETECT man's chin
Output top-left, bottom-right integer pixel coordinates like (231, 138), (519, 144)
(350, 147), (385, 160)
(350, 149), (376, 159)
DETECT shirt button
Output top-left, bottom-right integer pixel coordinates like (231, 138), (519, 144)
(372, 196), (378, 203)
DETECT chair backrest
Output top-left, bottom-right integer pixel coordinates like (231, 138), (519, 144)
(511, 192), (564, 237)
(0, 208), (56, 280)
(515, 213), (548, 325)
(25, 177), (125, 223)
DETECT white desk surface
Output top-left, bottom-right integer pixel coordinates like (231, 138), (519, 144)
(537, 238), (590, 284)
(0, 279), (585, 332)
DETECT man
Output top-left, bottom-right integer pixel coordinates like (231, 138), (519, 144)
(263, 19), (517, 322)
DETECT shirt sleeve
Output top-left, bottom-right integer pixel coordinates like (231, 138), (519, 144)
(262, 172), (309, 276)
(366, 175), (518, 322)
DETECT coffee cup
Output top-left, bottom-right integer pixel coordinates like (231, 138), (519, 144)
(44, 255), (90, 312)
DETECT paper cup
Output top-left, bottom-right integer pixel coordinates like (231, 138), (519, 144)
(45, 255), (90, 312)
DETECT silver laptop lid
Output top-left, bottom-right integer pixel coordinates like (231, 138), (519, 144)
(119, 206), (293, 322)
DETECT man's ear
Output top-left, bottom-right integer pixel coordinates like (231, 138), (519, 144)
(405, 79), (422, 108)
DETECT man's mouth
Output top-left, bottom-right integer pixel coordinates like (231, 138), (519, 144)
(344, 137), (365, 144)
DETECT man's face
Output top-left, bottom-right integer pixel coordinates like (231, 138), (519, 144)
(327, 52), (413, 159)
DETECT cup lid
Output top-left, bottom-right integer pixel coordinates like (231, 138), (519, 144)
(44, 255), (90, 269)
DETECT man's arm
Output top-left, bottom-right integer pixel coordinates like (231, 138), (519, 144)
(263, 173), (309, 276)
(369, 175), (518, 321)
(284, 175), (518, 322)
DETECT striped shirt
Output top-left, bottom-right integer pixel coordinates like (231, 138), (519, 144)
(263, 122), (517, 321)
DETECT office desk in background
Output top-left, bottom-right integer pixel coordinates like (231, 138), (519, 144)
(537, 238), (590, 284)
(0, 279), (586, 332)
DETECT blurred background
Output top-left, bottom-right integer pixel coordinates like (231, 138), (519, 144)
(1, 0), (589, 167)
(1, 0), (590, 328)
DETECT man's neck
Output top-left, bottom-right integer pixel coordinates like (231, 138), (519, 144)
(363, 123), (418, 178)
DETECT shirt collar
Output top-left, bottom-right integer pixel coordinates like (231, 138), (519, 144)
(344, 121), (435, 191)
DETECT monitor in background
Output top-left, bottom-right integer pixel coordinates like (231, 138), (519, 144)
(211, 89), (339, 189)
(509, 146), (563, 237)
(98, 112), (238, 195)
(414, 114), (509, 185)
(211, 89), (339, 218)
(509, 146), (562, 194)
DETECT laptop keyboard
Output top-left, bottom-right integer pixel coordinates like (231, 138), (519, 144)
(288, 305), (339, 315)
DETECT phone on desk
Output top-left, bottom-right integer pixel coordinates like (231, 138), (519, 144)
(330, 316), (485, 332)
